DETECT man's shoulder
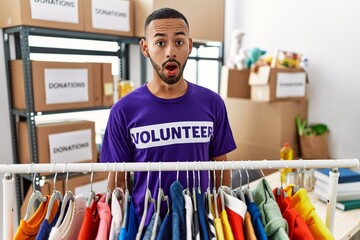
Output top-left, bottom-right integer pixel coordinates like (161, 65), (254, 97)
(188, 81), (223, 103)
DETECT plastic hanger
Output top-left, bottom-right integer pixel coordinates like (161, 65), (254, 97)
(192, 168), (198, 212)
(212, 166), (219, 219)
(136, 162), (156, 240)
(121, 161), (130, 229)
(45, 164), (63, 220)
(105, 162), (112, 204)
(24, 164), (47, 221)
(87, 162), (96, 207)
(235, 167), (246, 202)
(218, 161), (226, 212)
(183, 161), (191, 196)
(55, 163), (75, 228)
(150, 162), (169, 240)
(242, 160), (254, 203)
(112, 162), (121, 201)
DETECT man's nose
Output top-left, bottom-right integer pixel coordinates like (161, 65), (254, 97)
(166, 45), (176, 58)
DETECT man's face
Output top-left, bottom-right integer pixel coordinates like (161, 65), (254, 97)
(141, 18), (193, 85)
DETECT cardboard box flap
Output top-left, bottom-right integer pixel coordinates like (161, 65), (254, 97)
(249, 66), (271, 85)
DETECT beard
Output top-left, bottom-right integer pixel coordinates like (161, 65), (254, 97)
(148, 55), (187, 85)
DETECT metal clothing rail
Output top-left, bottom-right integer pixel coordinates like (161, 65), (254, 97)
(2, 159), (359, 239)
(0, 159), (358, 173)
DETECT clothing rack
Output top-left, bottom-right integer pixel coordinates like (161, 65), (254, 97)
(2, 159), (359, 239)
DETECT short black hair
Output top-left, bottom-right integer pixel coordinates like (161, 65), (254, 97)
(144, 7), (189, 34)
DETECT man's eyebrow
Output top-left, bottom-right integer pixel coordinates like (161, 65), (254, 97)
(153, 33), (166, 38)
(153, 31), (186, 38)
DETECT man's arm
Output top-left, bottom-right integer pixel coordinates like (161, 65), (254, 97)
(211, 154), (231, 188)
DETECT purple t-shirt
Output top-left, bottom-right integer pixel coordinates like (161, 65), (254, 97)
(100, 81), (236, 225)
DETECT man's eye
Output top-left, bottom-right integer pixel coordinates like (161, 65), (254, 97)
(176, 40), (184, 46)
(156, 41), (165, 46)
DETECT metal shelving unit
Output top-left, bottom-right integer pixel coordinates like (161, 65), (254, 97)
(3, 26), (141, 221)
(3, 26), (224, 222)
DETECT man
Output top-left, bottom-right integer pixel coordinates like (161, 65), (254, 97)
(100, 7), (236, 227)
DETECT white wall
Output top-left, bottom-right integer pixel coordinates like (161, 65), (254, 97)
(225, 0), (360, 159)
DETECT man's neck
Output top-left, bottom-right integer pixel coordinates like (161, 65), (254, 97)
(147, 78), (188, 99)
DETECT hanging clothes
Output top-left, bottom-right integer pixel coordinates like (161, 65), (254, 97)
(204, 192), (217, 239)
(36, 202), (63, 240)
(14, 195), (57, 240)
(273, 187), (314, 240)
(156, 213), (172, 240)
(252, 178), (289, 240)
(78, 194), (102, 240)
(48, 194), (86, 240)
(183, 190), (193, 240)
(243, 212), (257, 240)
(247, 201), (268, 240)
(109, 188), (125, 240)
(170, 180), (186, 240)
(196, 191), (210, 240)
(143, 213), (161, 240)
(284, 184), (334, 240)
(118, 197), (139, 240)
(217, 189), (235, 240)
(95, 195), (112, 240)
(220, 186), (246, 240)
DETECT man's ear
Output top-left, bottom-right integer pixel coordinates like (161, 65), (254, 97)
(140, 38), (149, 57)
(188, 37), (193, 56)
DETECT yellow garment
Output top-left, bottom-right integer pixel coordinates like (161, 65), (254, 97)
(285, 185), (334, 240)
(14, 195), (58, 240)
(214, 217), (225, 240)
(220, 209), (235, 240)
(243, 211), (257, 240)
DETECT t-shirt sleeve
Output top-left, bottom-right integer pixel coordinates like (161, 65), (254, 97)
(100, 107), (133, 163)
(209, 98), (237, 158)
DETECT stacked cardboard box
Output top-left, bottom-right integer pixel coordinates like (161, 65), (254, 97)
(221, 64), (309, 164)
(10, 60), (113, 112)
(0, 0), (134, 36)
(19, 120), (97, 164)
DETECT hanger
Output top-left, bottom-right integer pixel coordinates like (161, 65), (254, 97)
(192, 166), (198, 212)
(55, 163), (75, 228)
(87, 162), (96, 207)
(183, 161), (191, 196)
(218, 160), (226, 212)
(230, 160), (245, 202)
(136, 162), (156, 240)
(105, 162), (112, 204)
(292, 159), (307, 194)
(150, 162), (169, 240)
(45, 164), (63, 220)
(112, 162), (121, 201)
(121, 162), (130, 229)
(24, 164), (47, 221)
(212, 165), (219, 219)
(242, 160), (254, 203)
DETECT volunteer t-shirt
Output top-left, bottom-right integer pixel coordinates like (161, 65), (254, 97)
(101, 82), (236, 225)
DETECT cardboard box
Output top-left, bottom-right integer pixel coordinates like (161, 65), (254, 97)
(20, 178), (64, 220)
(134, 0), (224, 42)
(101, 63), (114, 107)
(0, 0), (84, 31)
(84, 0), (134, 36)
(220, 66), (250, 99)
(90, 63), (114, 107)
(249, 66), (308, 102)
(19, 120), (97, 164)
(224, 98), (308, 160)
(10, 60), (96, 112)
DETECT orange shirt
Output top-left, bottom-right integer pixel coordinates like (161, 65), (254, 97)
(14, 195), (58, 240)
